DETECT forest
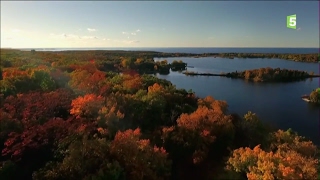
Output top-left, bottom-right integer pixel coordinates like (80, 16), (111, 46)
(0, 49), (319, 180)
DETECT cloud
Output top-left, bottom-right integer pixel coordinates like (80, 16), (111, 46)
(122, 29), (141, 35)
(87, 28), (97, 32)
(128, 40), (140, 44)
(12, 29), (22, 33)
(49, 33), (74, 39)
(67, 34), (81, 39)
(81, 36), (98, 39)
(113, 39), (140, 44)
(50, 33), (98, 40)
(297, 27), (301, 31)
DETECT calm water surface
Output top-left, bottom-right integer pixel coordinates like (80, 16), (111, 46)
(155, 57), (320, 144)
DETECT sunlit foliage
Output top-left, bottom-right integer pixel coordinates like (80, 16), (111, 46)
(70, 94), (104, 118)
(227, 144), (318, 180)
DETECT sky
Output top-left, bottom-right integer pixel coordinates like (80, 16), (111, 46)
(1, 1), (319, 48)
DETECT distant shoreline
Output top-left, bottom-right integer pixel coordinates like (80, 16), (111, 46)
(1, 48), (318, 63)
(2, 47), (319, 54)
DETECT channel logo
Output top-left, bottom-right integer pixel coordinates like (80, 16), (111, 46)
(287, 14), (296, 29)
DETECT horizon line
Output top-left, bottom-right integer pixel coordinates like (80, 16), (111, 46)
(2, 47), (319, 49)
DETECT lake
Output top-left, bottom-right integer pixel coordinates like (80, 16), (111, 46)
(154, 57), (320, 144)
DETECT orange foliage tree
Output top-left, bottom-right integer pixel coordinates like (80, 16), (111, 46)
(226, 144), (318, 180)
(70, 94), (104, 118)
(122, 74), (143, 93)
(69, 64), (107, 94)
(111, 128), (171, 180)
(162, 96), (234, 165)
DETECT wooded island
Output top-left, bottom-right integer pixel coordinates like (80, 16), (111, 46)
(184, 67), (317, 82)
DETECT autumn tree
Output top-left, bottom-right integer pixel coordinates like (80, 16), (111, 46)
(122, 73), (143, 93)
(227, 128), (319, 180)
(161, 95), (235, 180)
(111, 128), (171, 180)
(69, 64), (107, 95)
(70, 94), (104, 119)
(0, 110), (22, 159)
(1, 89), (74, 127)
(1, 118), (75, 180)
(226, 145), (318, 180)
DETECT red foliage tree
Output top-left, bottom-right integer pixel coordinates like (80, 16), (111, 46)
(2, 118), (74, 161)
(1, 88), (74, 127)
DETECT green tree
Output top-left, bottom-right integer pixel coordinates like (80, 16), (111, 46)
(30, 70), (56, 91)
(33, 137), (125, 180)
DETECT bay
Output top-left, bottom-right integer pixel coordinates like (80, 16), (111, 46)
(154, 57), (320, 144)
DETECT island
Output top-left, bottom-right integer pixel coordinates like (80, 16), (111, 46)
(302, 88), (320, 104)
(184, 67), (319, 82)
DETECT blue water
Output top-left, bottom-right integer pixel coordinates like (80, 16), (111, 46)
(154, 57), (320, 145)
(18, 47), (319, 54)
